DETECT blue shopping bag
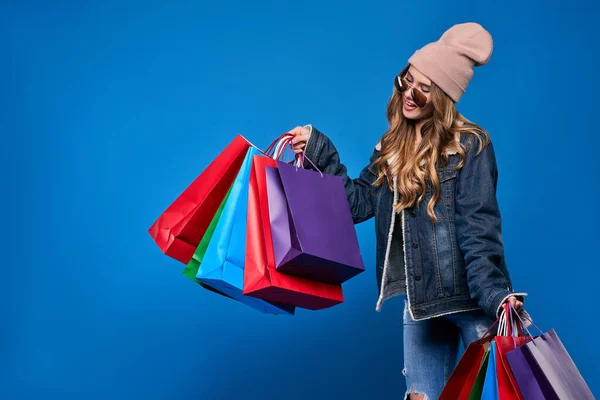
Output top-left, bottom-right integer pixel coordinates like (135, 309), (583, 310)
(197, 147), (295, 315)
(481, 341), (499, 400)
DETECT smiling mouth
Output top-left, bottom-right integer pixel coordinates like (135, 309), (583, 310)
(405, 100), (417, 107)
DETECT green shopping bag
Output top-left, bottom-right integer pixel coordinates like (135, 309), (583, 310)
(182, 187), (233, 299)
(469, 349), (491, 400)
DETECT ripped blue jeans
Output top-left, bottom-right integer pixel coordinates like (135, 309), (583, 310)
(402, 298), (495, 399)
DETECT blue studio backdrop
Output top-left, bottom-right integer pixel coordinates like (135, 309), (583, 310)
(2, 1), (599, 399)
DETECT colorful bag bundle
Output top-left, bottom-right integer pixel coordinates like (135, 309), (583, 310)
(148, 134), (366, 315)
(440, 304), (594, 400)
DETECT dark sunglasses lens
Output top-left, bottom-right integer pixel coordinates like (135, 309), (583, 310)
(394, 76), (404, 92)
(413, 89), (427, 108)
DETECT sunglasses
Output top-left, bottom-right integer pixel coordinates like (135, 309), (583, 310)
(394, 74), (429, 109)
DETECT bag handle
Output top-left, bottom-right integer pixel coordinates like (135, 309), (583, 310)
(498, 305), (515, 337)
(493, 302), (527, 339)
(505, 302), (517, 337)
(268, 133), (324, 176)
(498, 308), (506, 336)
(507, 303), (545, 342)
(268, 134), (295, 161)
(499, 303), (508, 336)
(499, 302), (529, 338)
(265, 133), (293, 158)
(479, 316), (501, 340)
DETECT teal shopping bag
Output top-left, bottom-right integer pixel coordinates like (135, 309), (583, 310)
(196, 146), (294, 315)
(481, 341), (499, 400)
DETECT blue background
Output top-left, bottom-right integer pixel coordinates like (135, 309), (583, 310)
(3, 1), (598, 398)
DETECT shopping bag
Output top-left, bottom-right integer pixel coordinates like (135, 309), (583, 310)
(505, 341), (547, 400)
(196, 147), (295, 315)
(507, 330), (594, 400)
(496, 336), (529, 400)
(470, 349), (491, 400)
(148, 135), (252, 264)
(195, 281), (235, 300)
(181, 186), (234, 300)
(500, 304), (546, 400)
(265, 160), (365, 284)
(243, 154), (344, 310)
(482, 341), (500, 400)
(440, 321), (496, 400)
(506, 305), (594, 400)
(496, 304), (527, 400)
(524, 329), (594, 399)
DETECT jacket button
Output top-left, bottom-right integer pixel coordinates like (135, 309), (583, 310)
(415, 274), (422, 281)
(412, 242), (419, 249)
(410, 210), (417, 217)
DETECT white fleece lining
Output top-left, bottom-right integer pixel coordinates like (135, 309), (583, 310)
(375, 174), (417, 320)
(400, 202), (416, 320)
(303, 124), (313, 151)
(396, 292), (530, 323)
(375, 177), (399, 312)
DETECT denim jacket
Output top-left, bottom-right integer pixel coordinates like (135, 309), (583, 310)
(303, 125), (526, 322)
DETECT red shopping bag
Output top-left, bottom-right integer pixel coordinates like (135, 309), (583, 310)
(148, 135), (252, 264)
(496, 303), (527, 400)
(243, 154), (344, 310)
(439, 323), (495, 400)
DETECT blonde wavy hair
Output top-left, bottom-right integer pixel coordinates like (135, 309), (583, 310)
(373, 72), (490, 223)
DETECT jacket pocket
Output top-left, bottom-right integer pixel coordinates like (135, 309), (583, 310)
(432, 168), (458, 221)
(432, 219), (456, 297)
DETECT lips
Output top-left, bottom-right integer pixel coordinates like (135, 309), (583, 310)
(404, 100), (417, 111)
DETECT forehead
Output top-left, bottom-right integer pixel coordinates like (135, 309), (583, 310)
(407, 66), (431, 85)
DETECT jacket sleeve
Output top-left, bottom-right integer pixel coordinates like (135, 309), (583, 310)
(454, 135), (527, 320)
(303, 125), (379, 224)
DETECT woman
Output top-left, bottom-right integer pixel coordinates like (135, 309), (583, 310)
(289, 22), (527, 399)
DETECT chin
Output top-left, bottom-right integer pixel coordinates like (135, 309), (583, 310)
(402, 109), (421, 120)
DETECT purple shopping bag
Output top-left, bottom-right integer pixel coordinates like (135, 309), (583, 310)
(523, 330), (593, 400)
(263, 161), (365, 285)
(505, 338), (548, 400)
(505, 307), (594, 400)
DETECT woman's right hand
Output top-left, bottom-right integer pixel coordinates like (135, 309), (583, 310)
(288, 125), (311, 154)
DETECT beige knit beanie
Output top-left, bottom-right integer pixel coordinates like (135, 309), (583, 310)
(407, 22), (493, 103)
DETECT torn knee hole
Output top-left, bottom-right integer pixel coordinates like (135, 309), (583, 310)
(406, 392), (427, 400)
(405, 385), (428, 400)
